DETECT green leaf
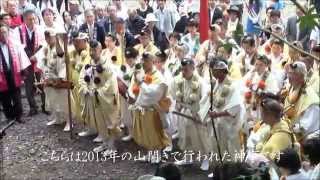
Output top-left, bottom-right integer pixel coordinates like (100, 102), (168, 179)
(298, 7), (320, 30)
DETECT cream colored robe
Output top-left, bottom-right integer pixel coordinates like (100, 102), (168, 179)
(242, 70), (280, 132)
(37, 45), (68, 119)
(79, 59), (120, 138)
(198, 77), (245, 155)
(170, 73), (212, 153)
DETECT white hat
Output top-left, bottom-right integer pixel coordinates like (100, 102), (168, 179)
(74, 32), (89, 40)
(271, 24), (284, 32)
(289, 61), (307, 78)
(212, 60), (229, 71)
(69, 0), (80, 5)
(145, 13), (158, 23)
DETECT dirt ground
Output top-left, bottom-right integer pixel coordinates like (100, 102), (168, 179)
(1, 97), (209, 180)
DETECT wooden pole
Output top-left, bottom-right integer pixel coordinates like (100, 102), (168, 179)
(257, 26), (320, 62)
(63, 34), (73, 139)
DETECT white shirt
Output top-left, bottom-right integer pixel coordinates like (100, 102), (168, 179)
(0, 43), (10, 69)
(310, 27), (320, 45)
(286, 171), (309, 180)
(296, 21), (300, 40)
(210, 7), (216, 23)
(87, 23), (95, 39)
(0, 42), (30, 71)
(158, 9), (165, 32)
(116, 5), (128, 20)
(294, 104), (320, 139)
(26, 27), (34, 40)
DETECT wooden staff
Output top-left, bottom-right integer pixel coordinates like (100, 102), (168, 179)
(209, 68), (223, 165)
(172, 111), (205, 126)
(62, 33), (73, 139)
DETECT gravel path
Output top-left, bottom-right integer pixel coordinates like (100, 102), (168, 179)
(1, 97), (208, 180)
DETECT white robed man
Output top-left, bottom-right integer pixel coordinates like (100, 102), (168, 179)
(283, 62), (320, 141)
(79, 40), (121, 155)
(198, 58), (245, 174)
(118, 47), (139, 142)
(195, 24), (223, 78)
(242, 54), (280, 146)
(128, 52), (171, 163)
(37, 29), (72, 131)
(170, 58), (211, 170)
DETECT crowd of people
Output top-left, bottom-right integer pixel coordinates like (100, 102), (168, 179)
(0, 0), (319, 179)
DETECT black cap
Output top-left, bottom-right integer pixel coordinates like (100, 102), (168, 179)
(141, 52), (154, 61)
(89, 40), (100, 48)
(227, 5), (240, 15)
(256, 54), (271, 65)
(187, 19), (198, 27)
(125, 47), (139, 59)
(181, 58), (194, 66)
(155, 51), (167, 61)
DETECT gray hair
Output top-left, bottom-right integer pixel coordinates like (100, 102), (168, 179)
(290, 61), (308, 80)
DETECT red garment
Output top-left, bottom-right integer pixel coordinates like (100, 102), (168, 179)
(199, 0), (209, 43)
(19, 24), (42, 73)
(0, 39), (23, 92)
(9, 14), (23, 28)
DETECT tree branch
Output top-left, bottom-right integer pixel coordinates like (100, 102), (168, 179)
(256, 27), (320, 62)
(289, 0), (320, 28)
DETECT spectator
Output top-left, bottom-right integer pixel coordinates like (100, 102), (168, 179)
(112, 0), (128, 20)
(173, 8), (189, 34)
(79, 9), (106, 48)
(181, 19), (200, 58)
(275, 148), (308, 180)
(303, 137), (320, 180)
(208, 0), (223, 25)
(68, 0), (84, 26)
(145, 13), (169, 51)
(310, 27), (320, 49)
(0, 13), (10, 26)
(62, 11), (78, 44)
(36, 0), (57, 12)
(165, 32), (180, 62)
(41, 8), (65, 34)
(95, 4), (106, 22)
(17, 0), (40, 19)
(154, 0), (177, 37)
(114, 17), (137, 49)
(286, 2), (311, 50)
(7, 0), (23, 29)
(226, 5), (243, 44)
(0, 23), (30, 124)
(101, 33), (123, 66)
(137, 0), (153, 19)
(126, 8), (145, 36)
(245, 0), (263, 36)
(134, 27), (159, 56)
(101, 5), (118, 34)
(230, 0), (244, 16)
